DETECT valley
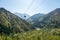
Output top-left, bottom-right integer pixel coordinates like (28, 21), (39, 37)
(0, 8), (60, 40)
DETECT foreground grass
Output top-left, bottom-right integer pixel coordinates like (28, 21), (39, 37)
(0, 28), (60, 40)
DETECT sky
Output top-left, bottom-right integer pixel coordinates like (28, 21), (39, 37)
(0, 0), (60, 16)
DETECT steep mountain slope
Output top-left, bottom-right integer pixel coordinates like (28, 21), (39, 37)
(35, 8), (60, 28)
(14, 13), (30, 20)
(27, 13), (45, 24)
(0, 8), (32, 34)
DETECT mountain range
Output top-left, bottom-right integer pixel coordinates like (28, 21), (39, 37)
(14, 13), (30, 20)
(28, 8), (60, 28)
(0, 7), (60, 34)
(0, 8), (32, 34)
(27, 13), (46, 24)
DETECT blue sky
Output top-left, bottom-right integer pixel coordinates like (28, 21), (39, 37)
(0, 0), (60, 16)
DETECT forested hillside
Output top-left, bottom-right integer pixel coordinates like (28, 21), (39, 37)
(0, 8), (32, 34)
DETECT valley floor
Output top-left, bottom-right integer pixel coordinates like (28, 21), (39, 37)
(0, 28), (60, 40)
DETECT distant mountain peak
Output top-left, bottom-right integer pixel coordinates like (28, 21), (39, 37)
(14, 13), (30, 20)
(55, 8), (60, 10)
(54, 8), (60, 12)
(48, 8), (60, 15)
(0, 8), (8, 12)
(0, 8), (6, 10)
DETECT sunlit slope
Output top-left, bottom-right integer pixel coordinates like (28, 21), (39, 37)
(0, 8), (32, 34)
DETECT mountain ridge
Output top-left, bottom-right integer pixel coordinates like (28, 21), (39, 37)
(34, 8), (60, 28)
(0, 8), (32, 34)
(14, 13), (30, 20)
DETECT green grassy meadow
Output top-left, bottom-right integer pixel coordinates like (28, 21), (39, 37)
(0, 28), (60, 40)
